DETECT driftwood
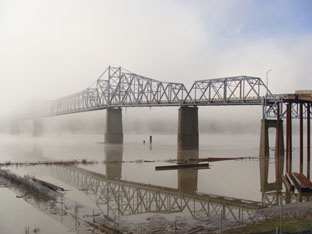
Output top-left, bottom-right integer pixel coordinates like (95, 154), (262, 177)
(155, 163), (209, 171)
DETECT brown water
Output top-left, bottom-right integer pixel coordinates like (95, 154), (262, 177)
(0, 133), (301, 233)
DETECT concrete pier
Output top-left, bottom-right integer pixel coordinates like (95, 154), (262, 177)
(177, 106), (199, 150)
(259, 119), (284, 158)
(105, 108), (123, 144)
(259, 119), (284, 196)
(33, 118), (43, 137)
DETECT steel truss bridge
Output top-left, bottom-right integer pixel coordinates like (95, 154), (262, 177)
(46, 165), (264, 222)
(16, 65), (311, 120)
(15, 65), (308, 120)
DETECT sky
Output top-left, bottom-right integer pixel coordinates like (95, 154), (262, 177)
(0, 0), (312, 117)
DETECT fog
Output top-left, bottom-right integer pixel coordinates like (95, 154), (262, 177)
(9, 107), (261, 135)
(1, 0), (311, 127)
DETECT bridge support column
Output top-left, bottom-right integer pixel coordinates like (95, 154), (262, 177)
(177, 106), (199, 150)
(259, 119), (284, 195)
(259, 119), (284, 158)
(33, 118), (43, 137)
(105, 108), (123, 144)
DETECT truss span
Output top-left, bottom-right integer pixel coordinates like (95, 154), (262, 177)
(185, 76), (272, 106)
(48, 66), (188, 116)
(47, 66), (272, 116)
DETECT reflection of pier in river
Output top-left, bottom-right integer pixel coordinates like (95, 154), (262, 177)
(43, 144), (264, 223)
(49, 165), (263, 221)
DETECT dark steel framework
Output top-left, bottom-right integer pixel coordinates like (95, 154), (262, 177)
(263, 97), (312, 119)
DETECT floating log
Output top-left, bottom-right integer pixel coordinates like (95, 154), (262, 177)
(188, 157), (247, 163)
(155, 163), (209, 171)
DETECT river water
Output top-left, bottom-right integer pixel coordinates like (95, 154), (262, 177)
(0, 132), (302, 233)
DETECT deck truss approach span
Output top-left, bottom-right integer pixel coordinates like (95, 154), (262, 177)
(263, 95), (312, 119)
(47, 66), (272, 116)
(48, 165), (264, 222)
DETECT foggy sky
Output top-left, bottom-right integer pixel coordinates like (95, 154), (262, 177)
(1, 0), (312, 118)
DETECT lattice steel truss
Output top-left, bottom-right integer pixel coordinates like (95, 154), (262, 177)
(47, 67), (275, 116)
(184, 76), (272, 106)
(48, 166), (264, 222)
(16, 66), (311, 120)
(48, 66), (188, 115)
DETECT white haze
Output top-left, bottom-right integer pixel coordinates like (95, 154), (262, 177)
(0, 0), (311, 123)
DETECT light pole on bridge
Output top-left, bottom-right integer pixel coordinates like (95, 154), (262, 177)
(266, 69), (272, 96)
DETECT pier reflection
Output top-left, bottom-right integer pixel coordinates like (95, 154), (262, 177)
(177, 148), (198, 195)
(42, 143), (262, 222)
(260, 155), (284, 205)
(259, 151), (312, 205)
(105, 144), (123, 180)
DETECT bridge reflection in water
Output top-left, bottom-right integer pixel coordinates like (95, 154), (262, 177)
(42, 144), (263, 224)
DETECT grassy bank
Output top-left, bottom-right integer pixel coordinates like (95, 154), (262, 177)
(223, 215), (312, 233)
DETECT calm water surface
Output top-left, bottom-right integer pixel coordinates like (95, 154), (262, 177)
(0, 133), (300, 233)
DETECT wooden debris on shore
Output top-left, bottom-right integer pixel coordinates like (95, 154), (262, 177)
(31, 178), (64, 192)
(281, 173), (295, 192)
(155, 163), (209, 171)
(0, 168), (60, 199)
(289, 172), (312, 193)
(0, 159), (98, 168)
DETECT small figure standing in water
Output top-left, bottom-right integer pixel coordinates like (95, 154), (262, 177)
(143, 140), (145, 144)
